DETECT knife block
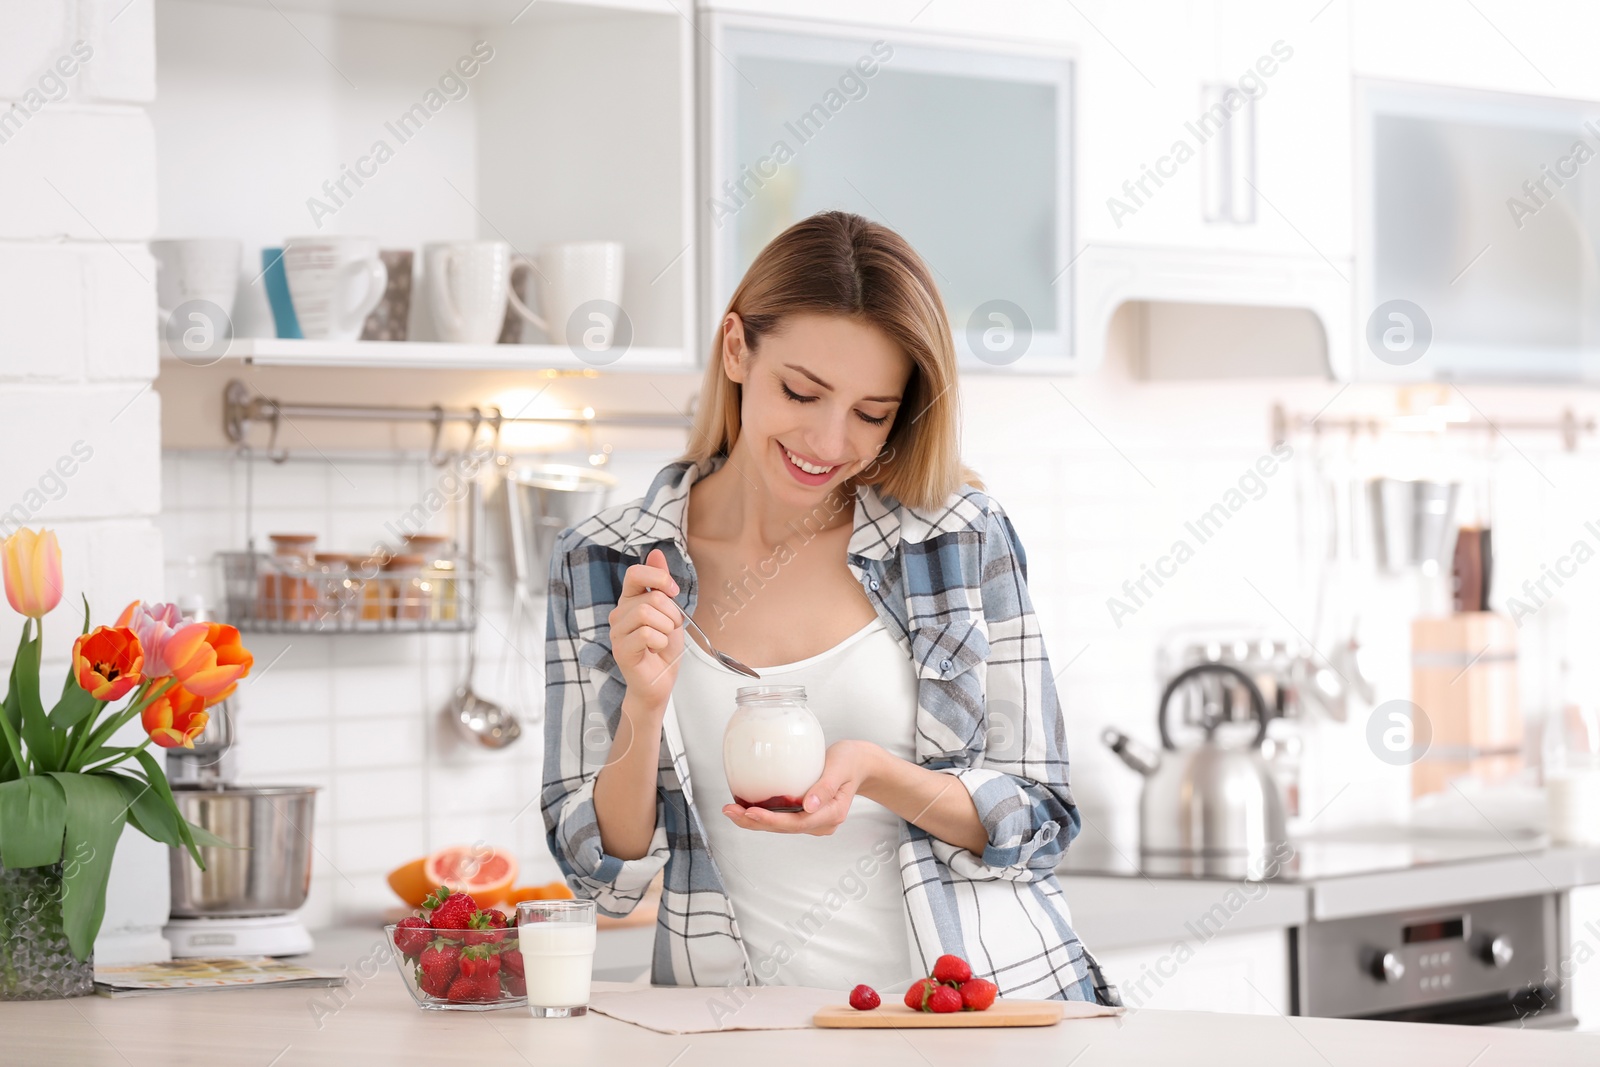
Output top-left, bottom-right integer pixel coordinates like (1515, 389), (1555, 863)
(1410, 613), (1521, 798)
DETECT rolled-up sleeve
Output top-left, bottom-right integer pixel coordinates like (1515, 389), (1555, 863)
(540, 531), (670, 917)
(933, 503), (1081, 880)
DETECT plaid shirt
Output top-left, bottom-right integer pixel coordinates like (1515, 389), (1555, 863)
(541, 459), (1121, 1005)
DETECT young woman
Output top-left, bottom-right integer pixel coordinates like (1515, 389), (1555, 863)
(541, 211), (1119, 1004)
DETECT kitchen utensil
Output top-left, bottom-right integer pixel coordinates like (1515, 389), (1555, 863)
(260, 247), (302, 338)
(1104, 662), (1288, 871)
(282, 235), (388, 340)
(167, 784), (317, 917)
(505, 241), (624, 347)
(424, 240), (529, 343)
(1368, 477), (1460, 572)
(1452, 525), (1493, 612)
(448, 623), (522, 748)
(813, 1000), (1086, 1028)
(503, 462), (619, 593)
(684, 608), (760, 679)
(361, 248), (414, 340)
(450, 478), (521, 748)
(1411, 612), (1520, 798)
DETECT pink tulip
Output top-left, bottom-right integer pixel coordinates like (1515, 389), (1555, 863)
(114, 600), (210, 681)
(2, 528), (63, 618)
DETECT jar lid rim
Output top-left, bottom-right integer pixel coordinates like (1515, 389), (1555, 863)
(735, 685), (806, 701)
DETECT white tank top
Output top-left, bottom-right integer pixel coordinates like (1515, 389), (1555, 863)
(673, 616), (920, 990)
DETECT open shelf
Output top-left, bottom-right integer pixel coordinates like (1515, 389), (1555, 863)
(162, 336), (692, 372)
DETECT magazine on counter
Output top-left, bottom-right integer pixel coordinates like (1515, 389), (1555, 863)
(94, 956), (348, 997)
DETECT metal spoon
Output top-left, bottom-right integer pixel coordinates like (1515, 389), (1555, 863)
(644, 564), (760, 679)
(449, 625), (522, 748)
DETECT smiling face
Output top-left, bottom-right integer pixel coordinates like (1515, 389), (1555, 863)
(722, 311), (913, 507)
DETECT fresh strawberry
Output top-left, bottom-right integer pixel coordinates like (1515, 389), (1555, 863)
(446, 973), (490, 1002)
(926, 985), (963, 1013)
(932, 954), (972, 984)
(465, 909), (508, 945)
(903, 977), (936, 1011)
(458, 945), (502, 979)
(393, 916), (431, 960)
(417, 941), (461, 998)
(959, 977), (998, 1011)
(848, 984), (880, 1010)
(501, 948), (524, 978)
(423, 886), (479, 930)
(502, 973), (527, 997)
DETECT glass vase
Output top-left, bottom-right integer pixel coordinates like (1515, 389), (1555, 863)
(0, 862), (94, 1000)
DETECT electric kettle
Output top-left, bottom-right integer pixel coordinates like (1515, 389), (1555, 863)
(1104, 662), (1288, 875)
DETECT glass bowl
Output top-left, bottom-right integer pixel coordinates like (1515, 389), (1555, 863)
(385, 923), (527, 1011)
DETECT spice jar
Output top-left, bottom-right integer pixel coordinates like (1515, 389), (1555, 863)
(380, 553), (431, 622)
(311, 552), (358, 627)
(356, 555), (387, 622)
(263, 533), (317, 622)
(402, 533), (451, 558)
(422, 559), (458, 621)
(722, 686), (826, 812)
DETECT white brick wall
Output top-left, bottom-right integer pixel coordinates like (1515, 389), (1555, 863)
(0, 0), (166, 963)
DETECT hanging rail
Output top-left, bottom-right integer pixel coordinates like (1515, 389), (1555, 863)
(1271, 402), (1596, 453)
(223, 378), (692, 463)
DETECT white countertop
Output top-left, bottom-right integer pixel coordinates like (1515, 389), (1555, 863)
(7, 927), (1597, 1066)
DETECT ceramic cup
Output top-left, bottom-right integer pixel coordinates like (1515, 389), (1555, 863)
(506, 242), (624, 351)
(282, 235), (388, 341)
(425, 241), (530, 344)
(152, 238), (240, 363)
(361, 249), (415, 341)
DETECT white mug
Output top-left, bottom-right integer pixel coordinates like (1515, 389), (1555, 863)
(283, 236), (388, 341)
(507, 242), (624, 349)
(425, 241), (530, 344)
(151, 238), (240, 326)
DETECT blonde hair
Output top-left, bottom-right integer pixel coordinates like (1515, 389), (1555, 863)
(686, 211), (978, 510)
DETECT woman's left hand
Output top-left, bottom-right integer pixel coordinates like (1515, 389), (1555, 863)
(722, 739), (882, 836)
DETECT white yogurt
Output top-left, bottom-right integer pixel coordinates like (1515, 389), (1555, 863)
(519, 921), (596, 1008)
(722, 703), (826, 809)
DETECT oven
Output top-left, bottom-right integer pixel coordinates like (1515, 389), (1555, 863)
(1291, 892), (1577, 1029)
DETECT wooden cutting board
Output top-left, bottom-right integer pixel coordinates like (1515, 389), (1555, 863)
(814, 999), (1065, 1028)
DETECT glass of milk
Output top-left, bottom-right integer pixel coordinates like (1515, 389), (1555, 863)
(516, 899), (597, 1017)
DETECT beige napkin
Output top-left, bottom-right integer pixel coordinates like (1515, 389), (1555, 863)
(585, 981), (1122, 1034)
(587, 981), (847, 1033)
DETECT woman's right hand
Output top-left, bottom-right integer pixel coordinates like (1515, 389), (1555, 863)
(608, 547), (686, 718)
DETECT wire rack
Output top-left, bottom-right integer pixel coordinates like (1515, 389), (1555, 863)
(219, 551), (479, 634)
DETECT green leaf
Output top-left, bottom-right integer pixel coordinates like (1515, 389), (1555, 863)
(0, 775), (67, 867)
(132, 748), (208, 869)
(48, 685), (99, 732)
(44, 772), (128, 961)
(60, 593), (92, 700)
(106, 771), (185, 849)
(16, 623), (63, 772)
(185, 821), (237, 850)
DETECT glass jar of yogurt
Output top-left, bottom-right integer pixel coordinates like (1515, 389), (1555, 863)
(722, 685), (826, 812)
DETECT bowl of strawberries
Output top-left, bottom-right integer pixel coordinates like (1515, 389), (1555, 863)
(387, 886), (527, 1011)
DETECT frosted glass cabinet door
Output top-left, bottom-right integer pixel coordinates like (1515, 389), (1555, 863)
(703, 17), (1074, 371)
(1360, 82), (1600, 381)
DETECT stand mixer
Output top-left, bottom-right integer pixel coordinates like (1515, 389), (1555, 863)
(164, 676), (319, 958)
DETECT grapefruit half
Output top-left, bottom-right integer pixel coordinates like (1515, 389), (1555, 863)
(422, 845), (518, 908)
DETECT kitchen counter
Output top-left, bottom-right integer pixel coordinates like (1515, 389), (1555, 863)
(5, 927), (1597, 1066)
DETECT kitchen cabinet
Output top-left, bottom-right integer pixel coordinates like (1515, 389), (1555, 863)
(1084, 928), (1291, 1014)
(700, 10), (1075, 371)
(1570, 885), (1600, 1030)
(151, 0), (699, 371)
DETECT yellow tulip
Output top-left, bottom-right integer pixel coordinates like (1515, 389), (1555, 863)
(2, 528), (63, 618)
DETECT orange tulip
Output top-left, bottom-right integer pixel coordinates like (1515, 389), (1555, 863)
(141, 684), (209, 749)
(72, 626), (144, 702)
(179, 623), (254, 704)
(2, 528), (63, 618)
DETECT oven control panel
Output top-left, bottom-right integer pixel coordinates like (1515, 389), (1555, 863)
(1296, 894), (1556, 1019)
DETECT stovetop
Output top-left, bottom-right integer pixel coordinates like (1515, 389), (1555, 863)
(1058, 822), (1551, 883)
